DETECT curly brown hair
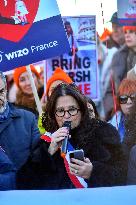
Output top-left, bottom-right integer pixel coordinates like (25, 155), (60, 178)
(42, 83), (89, 132)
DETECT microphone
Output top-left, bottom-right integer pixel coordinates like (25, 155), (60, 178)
(61, 121), (71, 158)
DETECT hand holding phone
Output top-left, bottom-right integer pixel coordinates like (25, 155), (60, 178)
(69, 149), (84, 161)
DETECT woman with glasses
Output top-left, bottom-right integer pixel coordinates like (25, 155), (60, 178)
(109, 78), (136, 143)
(38, 83), (125, 189)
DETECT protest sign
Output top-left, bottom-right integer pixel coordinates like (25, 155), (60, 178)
(117, 0), (136, 25)
(0, 0), (70, 72)
(45, 16), (99, 101)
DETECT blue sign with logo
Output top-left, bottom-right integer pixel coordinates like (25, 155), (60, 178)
(0, 0), (70, 72)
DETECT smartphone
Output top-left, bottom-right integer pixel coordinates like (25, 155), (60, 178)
(69, 149), (84, 161)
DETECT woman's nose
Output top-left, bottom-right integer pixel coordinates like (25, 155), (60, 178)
(64, 111), (71, 118)
(127, 97), (133, 103)
(25, 77), (31, 85)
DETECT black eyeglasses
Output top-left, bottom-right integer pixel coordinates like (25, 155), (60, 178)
(119, 94), (136, 104)
(55, 107), (80, 117)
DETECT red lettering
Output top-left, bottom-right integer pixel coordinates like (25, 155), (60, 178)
(84, 83), (91, 95)
(78, 83), (91, 95)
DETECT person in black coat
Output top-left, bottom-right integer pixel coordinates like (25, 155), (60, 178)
(40, 83), (126, 188)
(122, 97), (136, 185)
(127, 145), (136, 185)
(123, 97), (136, 159)
(17, 83), (126, 189)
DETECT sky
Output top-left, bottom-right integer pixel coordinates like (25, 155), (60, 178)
(34, 0), (60, 22)
(56, 0), (117, 35)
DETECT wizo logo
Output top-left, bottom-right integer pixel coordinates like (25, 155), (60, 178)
(5, 48), (29, 60)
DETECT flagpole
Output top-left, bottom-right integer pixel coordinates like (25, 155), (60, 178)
(26, 65), (42, 115)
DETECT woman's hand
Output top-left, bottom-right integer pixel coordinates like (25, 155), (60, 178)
(48, 127), (68, 155)
(69, 157), (93, 179)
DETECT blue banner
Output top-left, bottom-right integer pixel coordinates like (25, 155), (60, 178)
(0, 186), (135, 205)
(0, 0), (70, 72)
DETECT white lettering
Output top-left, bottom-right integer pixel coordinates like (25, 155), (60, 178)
(39, 45), (44, 50)
(5, 48), (29, 60)
(53, 41), (58, 46)
(5, 52), (15, 60)
(22, 48), (29, 55)
(31, 40), (58, 53)
(14, 52), (18, 58)
(4, 40), (59, 61)
(17, 50), (23, 57)
(31, 46), (36, 53)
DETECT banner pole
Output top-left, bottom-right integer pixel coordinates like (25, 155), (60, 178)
(26, 65), (42, 115)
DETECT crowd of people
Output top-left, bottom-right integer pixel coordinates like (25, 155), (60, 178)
(1, 11), (136, 191)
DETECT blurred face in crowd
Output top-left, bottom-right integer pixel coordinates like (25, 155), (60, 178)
(19, 71), (39, 95)
(0, 77), (7, 113)
(119, 93), (136, 115)
(111, 23), (125, 45)
(124, 30), (136, 51)
(48, 80), (64, 97)
(55, 95), (81, 129)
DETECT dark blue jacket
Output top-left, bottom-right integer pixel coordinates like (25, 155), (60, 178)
(0, 103), (40, 170)
(0, 147), (16, 190)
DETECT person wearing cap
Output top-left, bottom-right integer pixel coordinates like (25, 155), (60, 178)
(0, 71), (41, 190)
(102, 25), (136, 121)
(110, 25), (136, 90)
(97, 34), (118, 120)
(39, 67), (73, 134)
(103, 12), (125, 49)
(45, 67), (73, 98)
(97, 12), (125, 121)
(13, 64), (43, 115)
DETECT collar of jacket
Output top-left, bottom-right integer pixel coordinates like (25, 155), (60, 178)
(0, 103), (22, 134)
(8, 103), (23, 118)
(120, 44), (130, 53)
